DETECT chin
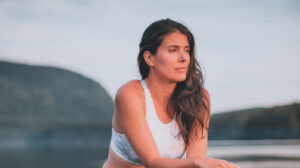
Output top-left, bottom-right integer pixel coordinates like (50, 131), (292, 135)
(173, 75), (187, 82)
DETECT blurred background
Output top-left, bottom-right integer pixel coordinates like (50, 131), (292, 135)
(0, 0), (299, 168)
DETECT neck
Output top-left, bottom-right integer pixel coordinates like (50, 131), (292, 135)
(145, 73), (177, 108)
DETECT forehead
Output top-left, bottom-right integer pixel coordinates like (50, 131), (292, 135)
(160, 31), (189, 47)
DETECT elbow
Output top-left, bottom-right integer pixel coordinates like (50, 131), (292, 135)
(145, 157), (159, 168)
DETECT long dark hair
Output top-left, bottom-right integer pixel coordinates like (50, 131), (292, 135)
(137, 18), (210, 145)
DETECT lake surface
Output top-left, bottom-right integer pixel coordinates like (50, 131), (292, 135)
(207, 139), (300, 168)
(0, 139), (299, 168)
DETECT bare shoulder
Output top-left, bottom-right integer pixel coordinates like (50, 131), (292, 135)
(201, 87), (211, 129)
(115, 79), (144, 101)
(113, 79), (146, 133)
(189, 87), (211, 139)
(201, 87), (211, 107)
(202, 87), (210, 97)
(201, 87), (211, 112)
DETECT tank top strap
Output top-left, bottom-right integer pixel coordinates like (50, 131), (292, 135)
(140, 79), (149, 99)
(140, 79), (152, 106)
(140, 79), (147, 91)
(140, 79), (157, 121)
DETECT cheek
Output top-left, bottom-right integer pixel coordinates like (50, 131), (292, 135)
(187, 56), (191, 65)
(156, 56), (176, 72)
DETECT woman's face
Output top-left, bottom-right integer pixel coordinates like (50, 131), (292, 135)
(149, 31), (191, 82)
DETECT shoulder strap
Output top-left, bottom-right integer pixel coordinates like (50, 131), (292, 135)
(140, 79), (147, 91)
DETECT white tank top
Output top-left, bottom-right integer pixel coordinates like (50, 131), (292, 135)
(109, 79), (186, 166)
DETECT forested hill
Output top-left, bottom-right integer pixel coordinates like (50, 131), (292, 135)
(208, 102), (300, 140)
(0, 61), (114, 133)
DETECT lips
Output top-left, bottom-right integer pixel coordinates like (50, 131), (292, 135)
(176, 67), (187, 71)
(176, 67), (187, 70)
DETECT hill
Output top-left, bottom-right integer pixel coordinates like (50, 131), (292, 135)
(0, 61), (114, 147)
(208, 102), (300, 140)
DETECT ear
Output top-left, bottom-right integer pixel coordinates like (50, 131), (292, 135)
(143, 50), (155, 67)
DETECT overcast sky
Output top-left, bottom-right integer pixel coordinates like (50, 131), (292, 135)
(0, 0), (299, 113)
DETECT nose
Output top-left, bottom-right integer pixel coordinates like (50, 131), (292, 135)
(178, 51), (188, 62)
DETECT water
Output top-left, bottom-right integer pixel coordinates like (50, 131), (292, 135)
(207, 139), (300, 168)
(0, 139), (299, 168)
(0, 146), (108, 168)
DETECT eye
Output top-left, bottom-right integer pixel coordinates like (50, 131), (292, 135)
(185, 49), (190, 53)
(169, 48), (176, 52)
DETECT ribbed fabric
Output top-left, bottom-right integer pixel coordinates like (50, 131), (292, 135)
(109, 79), (186, 165)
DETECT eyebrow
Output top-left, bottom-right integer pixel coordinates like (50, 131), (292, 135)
(166, 45), (190, 49)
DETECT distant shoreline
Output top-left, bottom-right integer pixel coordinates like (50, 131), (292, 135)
(218, 155), (300, 161)
(208, 139), (300, 146)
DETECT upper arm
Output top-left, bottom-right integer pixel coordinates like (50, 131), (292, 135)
(114, 82), (160, 166)
(186, 88), (211, 158)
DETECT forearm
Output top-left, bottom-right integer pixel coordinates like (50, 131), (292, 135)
(147, 157), (197, 168)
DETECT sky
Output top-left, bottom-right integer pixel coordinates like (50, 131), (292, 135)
(0, 0), (299, 114)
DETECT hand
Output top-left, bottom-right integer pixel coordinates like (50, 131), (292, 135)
(194, 156), (239, 168)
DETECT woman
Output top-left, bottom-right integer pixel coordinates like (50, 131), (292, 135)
(102, 18), (239, 168)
